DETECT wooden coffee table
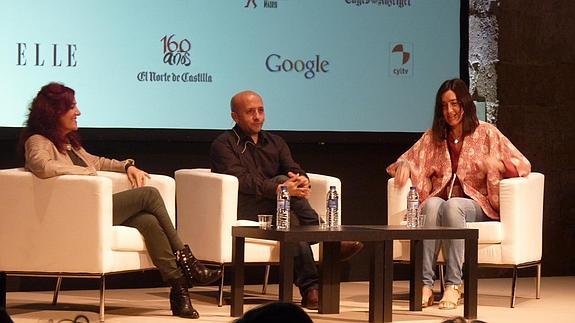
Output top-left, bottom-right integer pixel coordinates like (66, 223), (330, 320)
(231, 225), (478, 322)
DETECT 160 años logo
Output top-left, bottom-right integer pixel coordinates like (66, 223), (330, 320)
(160, 34), (191, 66)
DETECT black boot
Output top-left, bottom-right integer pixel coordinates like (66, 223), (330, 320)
(169, 277), (199, 319)
(175, 244), (222, 286)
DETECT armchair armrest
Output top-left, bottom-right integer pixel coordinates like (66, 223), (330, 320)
(387, 177), (412, 225)
(307, 173), (342, 224)
(0, 168), (114, 273)
(499, 172), (544, 264)
(175, 168), (238, 263)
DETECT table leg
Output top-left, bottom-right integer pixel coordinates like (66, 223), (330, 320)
(409, 239), (423, 311)
(278, 241), (294, 302)
(369, 242), (384, 322)
(383, 240), (394, 322)
(231, 236), (245, 317)
(319, 241), (340, 314)
(464, 236), (478, 319)
(0, 272), (6, 309)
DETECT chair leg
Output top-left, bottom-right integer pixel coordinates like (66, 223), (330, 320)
(536, 262), (541, 299)
(438, 264), (445, 294)
(218, 266), (225, 307)
(99, 276), (105, 323)
(262, 265), (270, 295)
(52, 276), (63, 305)
(510, 266), (518, 308)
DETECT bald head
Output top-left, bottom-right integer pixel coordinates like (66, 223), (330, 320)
(230, 90), (265, 142)
(230, 90), (262, 113)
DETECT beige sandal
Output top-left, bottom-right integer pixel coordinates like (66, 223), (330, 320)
(438, 285), (463, 310)
(422, 286), (434, 307)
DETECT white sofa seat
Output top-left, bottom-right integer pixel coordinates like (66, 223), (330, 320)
(468, 222), (502, 244)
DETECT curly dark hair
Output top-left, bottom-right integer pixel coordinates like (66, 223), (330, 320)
(19, 82), (82, 153)
(431, 78), (479, 143)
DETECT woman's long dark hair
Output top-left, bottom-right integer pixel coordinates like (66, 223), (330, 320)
(19, 82), (81, 153)
(431, 79), (479, 143)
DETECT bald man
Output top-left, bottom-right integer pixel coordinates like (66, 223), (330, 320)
(210, 90), (362, 310)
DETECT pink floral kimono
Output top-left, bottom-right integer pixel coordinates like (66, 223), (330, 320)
(387, 121), (531, 219)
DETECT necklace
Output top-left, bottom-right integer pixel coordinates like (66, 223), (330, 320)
(449, 131), (462, 144)
(64, 143), (72, 151)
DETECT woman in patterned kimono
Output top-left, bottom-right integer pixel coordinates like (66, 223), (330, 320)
(387, 79), (531, 309)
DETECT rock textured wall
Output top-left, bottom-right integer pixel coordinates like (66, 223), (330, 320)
(469, 0), (499, 123)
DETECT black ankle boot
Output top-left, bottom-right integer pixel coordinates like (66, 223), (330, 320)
(169, 277), (199, 319)
(175, 245), (222, 286)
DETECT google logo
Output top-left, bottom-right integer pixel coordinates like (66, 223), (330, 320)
(265, 54), (330, 79)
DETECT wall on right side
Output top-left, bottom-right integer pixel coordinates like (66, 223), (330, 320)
(496, 1), (575, 275)
(469, 0), (499, 123)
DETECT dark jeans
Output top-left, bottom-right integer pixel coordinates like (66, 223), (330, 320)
(113, 186), (185, 281)
(237, 176), (320, 296)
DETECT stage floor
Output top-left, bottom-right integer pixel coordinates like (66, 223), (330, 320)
(5, 276), (574, 322)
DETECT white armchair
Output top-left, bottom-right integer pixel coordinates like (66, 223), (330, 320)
(175, 168), (341, 306)
(387, 172), (544, 307)
(0, 168), (175, 322)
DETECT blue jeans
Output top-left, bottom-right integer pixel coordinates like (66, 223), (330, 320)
(421, 197), (490, 288)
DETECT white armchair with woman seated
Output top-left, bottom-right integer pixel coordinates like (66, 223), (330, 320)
(388, 172), (544, 308)
(0, 82), (221, 321)
(386, 79), (538, 309)
(0, 168), (176, 322)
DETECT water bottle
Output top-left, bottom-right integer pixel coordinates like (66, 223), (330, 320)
(406, 186), (419, 228)
(276, 185), (290, 230)
(326, 185), (339, 228)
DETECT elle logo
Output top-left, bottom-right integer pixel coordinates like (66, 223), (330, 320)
(17, 43), (78, 67)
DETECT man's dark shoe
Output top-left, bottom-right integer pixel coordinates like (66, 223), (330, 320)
(340, 241), (364, 262)
(301, 288), (319, 310)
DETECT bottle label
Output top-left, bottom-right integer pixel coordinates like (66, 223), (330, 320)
(277, 199), (290, 210)
(327, 198), (338, 208)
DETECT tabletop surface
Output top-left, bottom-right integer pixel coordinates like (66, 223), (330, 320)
(231, 224), (478, 242)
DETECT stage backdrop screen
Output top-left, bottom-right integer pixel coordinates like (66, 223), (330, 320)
(0, 0), (462, 132)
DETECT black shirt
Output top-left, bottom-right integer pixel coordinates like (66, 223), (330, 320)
(210, 125), (306, 201)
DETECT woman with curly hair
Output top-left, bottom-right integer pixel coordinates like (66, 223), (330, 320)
(20, 82), (221, 319)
